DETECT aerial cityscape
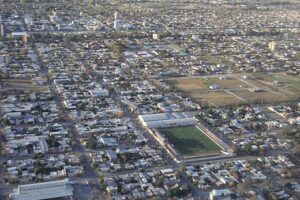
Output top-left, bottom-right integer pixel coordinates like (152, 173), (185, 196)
(0, 0), (300, 199)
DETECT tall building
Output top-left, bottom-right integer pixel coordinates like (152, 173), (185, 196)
(114, 20), (120, 31)
(24, 15), (33, 26)
(153, 33), (160, 40)
(0, 23), (7, 38)
(142, 21), (147, 27)
(114, 11), (118, 20)
(22, 34), (30, 44)
(0, 55), (11, 65)
(113, 11), (120, 31)
(269, 41), (277, 51)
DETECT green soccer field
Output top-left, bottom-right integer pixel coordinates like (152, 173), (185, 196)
(159, 126), (221, 155)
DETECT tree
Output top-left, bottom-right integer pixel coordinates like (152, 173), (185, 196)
(1, 117), (10, 126)
(179, 165), (186, 172)
(86, 133), (97, 149)
(109, 41), (125, 59)
(1, 147), (6, 157)
(243, 143), (252, 154)
(236, 182), (250, 195)
(232, 145), (241, 155)
(167, 186), (190, 198)
(99, 175), (104, 184)
(119, 154), (127, 163)
(99, 183), (107, 191)
(156, 175), (165, 187)
(46, 135), (60, 147)
(116, 111), (124, 118)
(293, 144), (300, 156)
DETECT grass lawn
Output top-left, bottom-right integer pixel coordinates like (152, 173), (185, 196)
(202, 54), (234, 68)
(292, 51), (300, 61)
(166, 78), (209, 91)
(252, 73), (300, 92)
(274, 75), (300, 91)
(159, 126), (221, 155)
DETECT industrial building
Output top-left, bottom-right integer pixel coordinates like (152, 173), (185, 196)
(10, 179), (73, 200)
(88, 87), (109, 97)
(209, 189), (233, 200)
(138, 112), (198, 128)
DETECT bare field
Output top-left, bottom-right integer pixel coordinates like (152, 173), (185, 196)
(232, 91), (294, 104)
(1, 79), (49, 93)
(252, 73), (300, 92)
(167, 78), (209, 91)
(193, 91), (244, 107)
(166, 73), (300, 107)
(210, 77), (248, 89)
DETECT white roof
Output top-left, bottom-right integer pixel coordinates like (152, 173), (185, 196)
(11, 32), (28, 36)
(211, 189), (232, 196)
(10, 179), (73, 200)
(140, 112), (193, 122)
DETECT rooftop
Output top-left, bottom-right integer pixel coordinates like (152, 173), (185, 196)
(10, 179), (73, 200)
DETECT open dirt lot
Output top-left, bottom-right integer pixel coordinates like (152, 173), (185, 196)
(166, 73), (300, 107)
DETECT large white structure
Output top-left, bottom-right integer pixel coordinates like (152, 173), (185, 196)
(209, 189), (233, 200)
(138, 112), (198, 128)
(88, 88), (109, 97)
(10, 179), (73, 200)
(269, 41), (277, 51)
(114, 11), (120, 31)
(153, 33), (160, 40)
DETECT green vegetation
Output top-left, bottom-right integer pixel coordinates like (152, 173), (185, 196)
(46, 135), (60, 148)
(294, 144), (300, 156)
(274, 75), (300, 90)
(110, 41), (126, 58)
(166, 185), (190, 198)
(292, 51), (300, 61)
(203, 54), (234, 67)
(252, 73), (300, 90)
(252, 73), (276, 81)
(86, 133), (97, 149)
(159, 126), (221, 155)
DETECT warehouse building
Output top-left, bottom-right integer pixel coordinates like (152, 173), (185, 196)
(138, 112), (198, 128)
(10, 179), (73, 200)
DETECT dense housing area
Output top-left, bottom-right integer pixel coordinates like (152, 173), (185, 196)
(0, 0), (300, 200)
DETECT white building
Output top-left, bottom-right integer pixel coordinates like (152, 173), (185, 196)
(114, 11), (120, 31)
(153, 33), (160, 40)
(269, 41), (277, 51)
(10, 179), (73, 200)
(209, 189), (233, 200)
(192, 34), (200, 40)
(24, 15), (33, 25)
(0, 54), (11, 65)
(114, 20), (120, 31)
(88, 88), (109, 97)
(11, 32), (28, 37)
(138, 112), (198, 128)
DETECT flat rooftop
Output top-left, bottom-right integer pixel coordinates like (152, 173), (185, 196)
(10, 179), (73, 200)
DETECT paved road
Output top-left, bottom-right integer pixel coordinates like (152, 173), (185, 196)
(33, 41), (105, 199)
